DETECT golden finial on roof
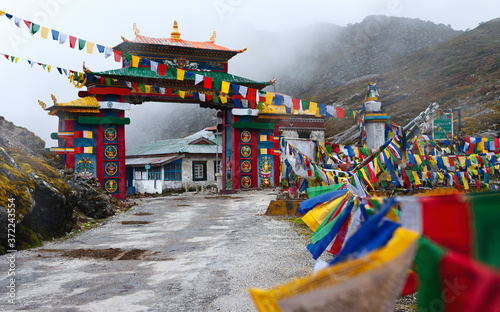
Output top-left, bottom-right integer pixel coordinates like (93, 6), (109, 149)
(171, 20), (181, 39)
(38, 100), (46, 110)
(51, 94), (57, 105)
(210, 31), (216, 42)
(133, 23), (140, 36)
(121, 36), (128, 42)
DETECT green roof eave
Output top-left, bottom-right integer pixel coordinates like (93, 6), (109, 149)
(90, 67), (271, 87)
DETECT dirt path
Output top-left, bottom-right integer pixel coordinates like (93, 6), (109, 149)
(0, 191), (315, 311)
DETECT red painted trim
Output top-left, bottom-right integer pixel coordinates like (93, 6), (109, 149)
(221, 111), (227, 191)
(66, 154), (74, 169)
(116, 119), (126, 199)
(232, 115), (240, 190)
(96, 111), (104, 190)
(273, 124), (280, 187)
(252, 128), (258, 188)
(88, 87), (131, 96)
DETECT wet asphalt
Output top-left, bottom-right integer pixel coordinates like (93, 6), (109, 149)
(0, 191), (315, 311)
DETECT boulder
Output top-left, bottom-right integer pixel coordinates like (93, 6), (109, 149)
(65, 173), (115, 219)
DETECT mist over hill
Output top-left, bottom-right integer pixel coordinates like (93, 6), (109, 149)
(125, 15), (500, 149)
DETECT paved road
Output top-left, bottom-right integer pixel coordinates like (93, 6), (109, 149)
(1, 191), (315, 311)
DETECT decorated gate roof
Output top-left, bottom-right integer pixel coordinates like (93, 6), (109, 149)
(88, 67), (269, 88)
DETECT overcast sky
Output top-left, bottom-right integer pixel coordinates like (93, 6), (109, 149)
(0, 0), (499, 147)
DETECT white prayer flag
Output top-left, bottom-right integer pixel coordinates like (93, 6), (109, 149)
(239, 85), (248, 98)
(242, 100), (249, 108)
(58, 33), (68, 44)
(284, 96), (292, 108)
(14, 17), (21, 28)
(195, 74), (204, 85)
(150, 61), (158, 73)
(199, 93), (206, 102)
(160, 87), (166, 94)
(104, 47), (113, 58)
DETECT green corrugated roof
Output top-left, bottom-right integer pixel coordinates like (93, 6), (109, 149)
(126, 131), (222, 157)
(91, 67), (270, 86)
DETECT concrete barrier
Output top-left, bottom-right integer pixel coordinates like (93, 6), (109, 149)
(265, 199), (303, 217)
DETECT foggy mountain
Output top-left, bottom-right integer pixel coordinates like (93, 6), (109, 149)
(125, 15), (466, 149)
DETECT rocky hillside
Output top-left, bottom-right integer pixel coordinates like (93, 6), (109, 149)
(0, 117), (119, 252)
(276, 15), (462, 97)
(306, 17), (500, 142)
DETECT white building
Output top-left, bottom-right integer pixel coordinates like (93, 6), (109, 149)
(125, 127), (222, 194)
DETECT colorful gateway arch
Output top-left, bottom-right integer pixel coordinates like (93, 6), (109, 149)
(43, 21), (301, 198)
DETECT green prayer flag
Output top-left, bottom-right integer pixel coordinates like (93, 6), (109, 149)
(359, 147), (371, 157)
(301, 100), (310, 110)
(406, 170), (414, 182)
(78, 38), (86, 50)
(213, 79), (222, 90)
(306, 184), (343, 198)
(470, 192), (500, 269)
(313, 165), (323, 182)
(123, 53), (132, 61)
(138, 84), (145, 92)
(325, 144), (332, 154)
(415, 237), (446, 311)
(31, 23), (40, 35)
(212, 95), (219, 103)
(105, 77), (111, 86)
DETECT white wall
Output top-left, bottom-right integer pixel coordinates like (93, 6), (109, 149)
(133, 179), (163, 194)
(181, 154), (219, 190)
(129, 154), (220, 194)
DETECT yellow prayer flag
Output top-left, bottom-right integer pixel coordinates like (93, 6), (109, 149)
(40, 26), (49, 39)
(145, 85), (151, 93)
(131, 55), (140, 67)
(463, 176), (469, 190)
(177, 69), (185, 81)
(47, 65), (51, 72)
(265, 92), (274, 105)
(309, 102), (318, 115)
(86, 42), (95, 54)
(220, 96), (227, 104)
(221, 81), (230, 94)
(412, 171), (421, 185)
(179, 90), (185, 98)
(14, 57), (19, 63)
(415, 155), (422, 165)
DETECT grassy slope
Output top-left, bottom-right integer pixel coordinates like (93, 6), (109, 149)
(300, 18), (500, 142)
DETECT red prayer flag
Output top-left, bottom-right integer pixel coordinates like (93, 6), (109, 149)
(69, 36), (77, 49)
(158, 64), (167, 76)
(206, 95), (213, 102)
(336, 107), (346, 118)
(468, 144), (475, 154)
(249, 101), (256, 109)
(292, 98), (300, 110)
(113, 50), (122, 62)
(247, 88), (256, 101)
(204, 77), (213, 89)
(420, 194), (472, 256)
(24, 20), (32, 29)
(132, 82), (139, 91)
(440, 252), (500, 312)
(449, 157), (455, 167)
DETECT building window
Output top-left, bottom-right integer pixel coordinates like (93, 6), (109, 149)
(214, 160), (221, 179)
(134, 167), (147, 180)
(298, 130), (311, 139)
(192, 161), (207, 181)
(148, 166), (162, 180)
(165, 159), (182, 181)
